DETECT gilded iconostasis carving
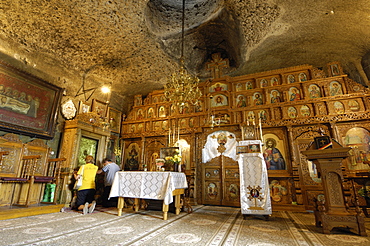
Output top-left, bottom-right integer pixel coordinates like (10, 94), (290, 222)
(120, 60), (370, 210)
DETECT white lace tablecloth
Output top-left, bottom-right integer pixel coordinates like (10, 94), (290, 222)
(109, 171), (188, 205)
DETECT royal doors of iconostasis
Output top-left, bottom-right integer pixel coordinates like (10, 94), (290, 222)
(201, 130), (240, 207)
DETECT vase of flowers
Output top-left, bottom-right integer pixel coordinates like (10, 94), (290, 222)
(164, 153), (182, 172)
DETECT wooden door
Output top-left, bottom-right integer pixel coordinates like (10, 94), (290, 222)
(202, 155), (240, 207)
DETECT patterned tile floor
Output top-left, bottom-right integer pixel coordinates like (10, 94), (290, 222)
(0, 205), (369, 246)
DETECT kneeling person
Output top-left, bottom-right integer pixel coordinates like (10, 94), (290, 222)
(98, 158), (121, 207)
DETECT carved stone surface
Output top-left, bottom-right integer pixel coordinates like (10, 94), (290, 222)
(1, 1), (370, 112)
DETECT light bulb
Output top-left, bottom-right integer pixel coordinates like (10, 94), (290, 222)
(101, 85), (111, 94)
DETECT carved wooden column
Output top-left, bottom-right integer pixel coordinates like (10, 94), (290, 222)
(302, 147), (367, 236)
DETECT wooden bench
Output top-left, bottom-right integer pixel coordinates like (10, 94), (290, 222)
(0, 133), (66, 206)
(37, 158), (66, 204)
(0, 155), (41, 207)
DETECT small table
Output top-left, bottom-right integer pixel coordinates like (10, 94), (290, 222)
(109, 171), (188, 220)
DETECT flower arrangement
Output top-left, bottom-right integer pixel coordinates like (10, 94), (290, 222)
(165, 154), (182, 164)
(164, 150), (182, 171)
(358, 186), (370, 198)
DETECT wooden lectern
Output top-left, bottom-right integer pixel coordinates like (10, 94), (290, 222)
(302, 140), (367, 236)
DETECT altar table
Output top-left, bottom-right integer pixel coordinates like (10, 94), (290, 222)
(109, 171), (188, 220)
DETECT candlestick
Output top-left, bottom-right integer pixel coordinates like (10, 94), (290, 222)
(177, 124), (180, 142)
(168, 128), (171, 146)
(259, 117), (263, 141)
(173, 126), (175, 146)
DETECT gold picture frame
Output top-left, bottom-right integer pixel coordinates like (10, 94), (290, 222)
(328, 62), (342, 77)
(0, 61), (63, 139)
(108, 107), (122, 133)
(78, 101), (91, 114)
(92, 99), (108, 117)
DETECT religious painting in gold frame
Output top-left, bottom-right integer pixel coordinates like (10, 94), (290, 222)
(160, 147), (180, 159)
(270, 77), (279, 86)
(134, 95), (142, 106)
(262, 128), (290, 173)
(77, 136), (98, 167)
(92, 99), (108, 117)
(339, 125), (370, 171)
(209, 82), (228, 92)
(246, 81), (254, 90)
(211, 94), (228, 107)
(78, 101), (91, 114)
(108, 107), (122, 133)
(236, 146), (249, 154)
(0, 61), (63, 139)
(327, 62), (342, 77)
(124, 142), (140, 171)
(236, 143), (261, 153)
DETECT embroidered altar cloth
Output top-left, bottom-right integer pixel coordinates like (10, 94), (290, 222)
(109, 171), (188, 205)
(237, 140), (272, 215)
(202, 130), (237, 163)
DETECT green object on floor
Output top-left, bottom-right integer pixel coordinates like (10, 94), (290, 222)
(42, 183), (56, 202)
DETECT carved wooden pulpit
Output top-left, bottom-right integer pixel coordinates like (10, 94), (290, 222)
(302, 144), (367, 236)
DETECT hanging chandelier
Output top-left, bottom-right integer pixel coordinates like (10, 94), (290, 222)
(164, 0), (202, 108)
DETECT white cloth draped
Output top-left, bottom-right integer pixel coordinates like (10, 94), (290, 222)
(202, 130), (237, 163)
(109, 171), (188, 205)
(237, 140), (272, 215)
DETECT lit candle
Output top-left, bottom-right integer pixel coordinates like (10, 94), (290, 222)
(169, 128), (171, 146)
(259, 118), (263, 141)
(173, 126), (175, 146)
(178, 124), (180, 142)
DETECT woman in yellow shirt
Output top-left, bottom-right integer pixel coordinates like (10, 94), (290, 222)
(74, 155), (98, 214)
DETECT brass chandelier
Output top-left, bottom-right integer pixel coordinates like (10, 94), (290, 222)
(164, 0), (202, 108)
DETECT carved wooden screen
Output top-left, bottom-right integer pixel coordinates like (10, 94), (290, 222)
(293, 125), (328, 210)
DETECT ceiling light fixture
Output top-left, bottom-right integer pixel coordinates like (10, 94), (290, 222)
(164, 0), (202, 109)
(101, 85), (111, 94)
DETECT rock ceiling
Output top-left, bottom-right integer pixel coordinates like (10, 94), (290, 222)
(1, 0), (370, 113)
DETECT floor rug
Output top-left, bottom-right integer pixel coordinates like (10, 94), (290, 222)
(0, 205), (369, 246)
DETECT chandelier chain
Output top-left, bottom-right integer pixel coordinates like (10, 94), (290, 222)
(164, 0), (202, 108)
